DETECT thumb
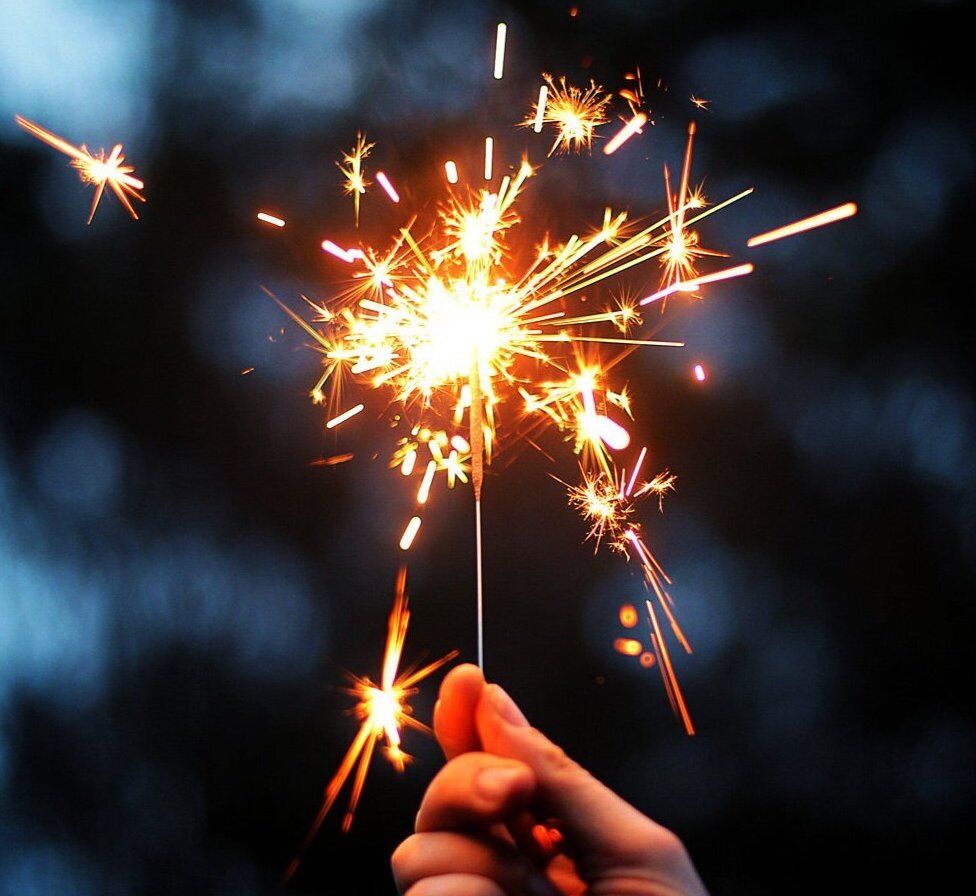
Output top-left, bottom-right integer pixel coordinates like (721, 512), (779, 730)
(475, 683), (694, 881)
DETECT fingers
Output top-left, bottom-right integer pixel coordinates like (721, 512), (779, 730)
(392, 831), (560, 896)
(415, 751), (534, 833)
(433, 663), (485, 759)
(475, 683), (702, 882)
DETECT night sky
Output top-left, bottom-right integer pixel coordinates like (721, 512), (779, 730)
(1, 1), (974, 894)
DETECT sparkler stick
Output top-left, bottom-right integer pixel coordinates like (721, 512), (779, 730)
(15, 114), (145, 223)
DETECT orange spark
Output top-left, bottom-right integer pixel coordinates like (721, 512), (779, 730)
(747, 202), (858, 247)
(15, 114), (145, 223)
(326, 404), (365, 428)
(283, 568), (457, 882)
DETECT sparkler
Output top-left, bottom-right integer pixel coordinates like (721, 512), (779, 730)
(283, 566), (458, 884)
(14, 115), (145, 223)
(265, 22), (857, 730)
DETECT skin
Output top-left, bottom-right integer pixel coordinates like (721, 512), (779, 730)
(391, 663), (710, 896)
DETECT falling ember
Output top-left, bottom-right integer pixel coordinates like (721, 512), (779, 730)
(376, 171), (400, 204)
(283, 568), (457, 883)
(693, 363), (706, 382)
(493, 22), (507, 79)
(15, 114), (145, 223)
(326, 404), (365, 429)
(400, 516), (422, 550)
(257, 211), (286, 227)
(747, 202), (858, 247)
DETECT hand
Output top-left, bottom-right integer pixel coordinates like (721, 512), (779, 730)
(392, 663), (709, 896)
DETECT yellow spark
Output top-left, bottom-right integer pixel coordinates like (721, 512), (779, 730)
(484, 136), (494, 180)
(283, 568), (457, 883)
(690, 94), (711, 111)
(15, 115), (145, 223)
(337, 131), (374, 226)
(525, 74), (613, 156)
(747, 202), (858, 247)
(532, 84), (548, 133)
(444, 160), (459, 183)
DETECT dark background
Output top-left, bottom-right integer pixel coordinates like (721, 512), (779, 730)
(1, 1), (973, 893)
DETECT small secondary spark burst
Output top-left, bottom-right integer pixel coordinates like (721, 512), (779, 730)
(15, 115), (145, 223)
(283, 566), (458, 884)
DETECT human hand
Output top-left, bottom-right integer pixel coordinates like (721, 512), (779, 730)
(391, 663), (710, 896)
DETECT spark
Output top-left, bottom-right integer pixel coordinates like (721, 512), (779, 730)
(690, 94), (710, 111)
(257, 211), (286, 227)
(337, 131), (374, 225)
(604, 112), (648, 155)
(376, 171), (400, 204)
(326, 404), (365, 429)
(525, 74), (613, 155)
(493, 22), (507, 79)
(400, 516), (422, 550)
(747, 201), (858, 247)
(444, 160), (459, 184)
(283, 567), (457, 882)
(15, 114), (145, 223)
(484, 136), (494, 180)
(693, 363), (706, 382)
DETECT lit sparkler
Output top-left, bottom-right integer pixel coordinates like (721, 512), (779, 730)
(267, 24), (857, 728)
(283, 566), (458, 883)
(15, 114), (145, 223)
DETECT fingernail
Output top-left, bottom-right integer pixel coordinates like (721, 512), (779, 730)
(489, 683), (529, 726)
(475, 765), (524, 799)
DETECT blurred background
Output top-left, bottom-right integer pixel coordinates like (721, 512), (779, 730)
(1, 0), (973, 893)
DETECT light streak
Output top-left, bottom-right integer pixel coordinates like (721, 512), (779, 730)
(532, 84), (548, 133)
(326, 404), (365, 428)
(283, 568), (457, 882)
(493, 23), (507, 79)
(257, 211), (286, 227)
(484, 136), (494, 180)
(376, 171), (400, 203)
(604, 112), (647, 155)
(747, 202), (858, 247)
(693, 363), (706, 382)
(444, 160), (459, 184)
(15, 114), (145, 223)
(400, 516), (422, 550)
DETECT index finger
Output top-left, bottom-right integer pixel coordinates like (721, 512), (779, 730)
(433, 663), (486, 759)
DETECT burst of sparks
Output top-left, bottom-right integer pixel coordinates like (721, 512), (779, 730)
(337, 131), (374, 226)
(283, 566), (458, 883)
(15, 115), (145, 223)
(268, 29), (855, 728)
(525, 73), (614, 156)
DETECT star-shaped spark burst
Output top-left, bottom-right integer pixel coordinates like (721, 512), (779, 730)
(525, 73), (614, 156)
(337, 131), (374, 226)
(283, 566), (457, 884)
(15, 115), (145, 223)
